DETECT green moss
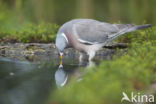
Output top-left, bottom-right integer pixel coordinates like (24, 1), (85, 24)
(49, 28), (156, 104)
(0, 22), (59, 43)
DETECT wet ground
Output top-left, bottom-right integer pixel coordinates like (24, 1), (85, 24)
(0, 43), (127, 104)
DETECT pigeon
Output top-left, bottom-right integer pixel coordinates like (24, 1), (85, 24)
(56, 19), (151, 61)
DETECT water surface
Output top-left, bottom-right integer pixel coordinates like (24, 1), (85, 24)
(0, 48), (117, 104)
(0, 56), (80, 104)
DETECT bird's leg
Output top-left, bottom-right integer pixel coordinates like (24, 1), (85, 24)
(88, 51), (96, 62)
(79, 52), (84, 65)
(79, 53), (83, 62)
(87, 60), (95, 68)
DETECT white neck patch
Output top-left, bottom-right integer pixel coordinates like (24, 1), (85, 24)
(61, 32), (69, 44)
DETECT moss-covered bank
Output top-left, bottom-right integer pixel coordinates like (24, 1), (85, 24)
(0, 22), (59, 43)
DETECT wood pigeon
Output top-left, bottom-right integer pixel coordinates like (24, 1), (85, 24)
(56, 19), (151, 61)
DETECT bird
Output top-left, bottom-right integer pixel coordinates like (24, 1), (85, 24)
(55, 19), (151, 62)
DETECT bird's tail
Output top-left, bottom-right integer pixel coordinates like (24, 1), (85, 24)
(107, 24), (152, 41)
(127, 24), (152, 32)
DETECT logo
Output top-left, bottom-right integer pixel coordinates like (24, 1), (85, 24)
(121, 92), (154, 103)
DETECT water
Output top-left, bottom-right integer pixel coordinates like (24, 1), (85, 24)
(0, 47), (118, 104)
(0, 56), (81, 104)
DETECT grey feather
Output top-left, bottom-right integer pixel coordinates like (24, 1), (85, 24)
(57, 19), (151, 46)
(106, 24), (152, 42)
(73, 19), (119, 44)
(71, 19), (151, 44)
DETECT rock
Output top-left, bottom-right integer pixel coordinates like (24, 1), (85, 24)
(0, 43), (127, 61)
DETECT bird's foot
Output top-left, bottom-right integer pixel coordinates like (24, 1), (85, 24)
(86, 61), (95, 68)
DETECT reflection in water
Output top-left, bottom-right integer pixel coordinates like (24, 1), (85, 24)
(0, 56), (84, 104)
(55, 64), (68, 88)
(0, 56), (97, 104)
(54, 60), (95, 88)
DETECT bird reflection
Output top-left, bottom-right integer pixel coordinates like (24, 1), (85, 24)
(54, 59), (95, 88)
(55, 61), (68, 88)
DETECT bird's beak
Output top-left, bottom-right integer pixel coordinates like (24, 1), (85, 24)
(59, 61), (63, 68)
(60, 52), (63, 59)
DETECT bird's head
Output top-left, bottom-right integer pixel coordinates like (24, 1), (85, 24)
(56, 33), (68, 59)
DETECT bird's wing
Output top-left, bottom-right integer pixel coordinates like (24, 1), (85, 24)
(73, 20), (120, 44)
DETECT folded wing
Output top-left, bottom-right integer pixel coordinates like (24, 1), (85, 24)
(73, 19), (136, 45)
(73, 20), (119, 44)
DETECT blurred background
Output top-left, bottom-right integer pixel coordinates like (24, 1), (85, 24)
(0, 0), (155, 43)
(0, 0), (156, 25)
(0, 1), (156, 104)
